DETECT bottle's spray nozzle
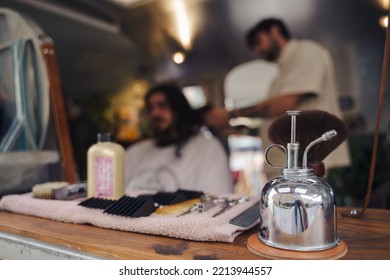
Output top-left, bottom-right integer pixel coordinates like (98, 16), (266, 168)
(302, 129), (338, 169)
(286, 111), (300, 170)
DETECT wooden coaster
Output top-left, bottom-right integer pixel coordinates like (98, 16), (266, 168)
(247, 233), (348, 260)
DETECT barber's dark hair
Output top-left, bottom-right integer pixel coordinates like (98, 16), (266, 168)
(144, 83), (201, 157)
(246, 18), (291, 49)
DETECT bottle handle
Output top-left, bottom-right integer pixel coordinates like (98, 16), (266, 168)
(264, 144), (287, 168)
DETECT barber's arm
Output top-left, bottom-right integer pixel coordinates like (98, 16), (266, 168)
(203, 92), (316, 128)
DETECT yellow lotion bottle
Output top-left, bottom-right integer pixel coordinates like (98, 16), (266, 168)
(87, 132), (125, 199)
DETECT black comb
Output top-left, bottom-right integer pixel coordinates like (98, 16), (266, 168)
(103, 195), (157, 218)
(78, 197), (115, 209)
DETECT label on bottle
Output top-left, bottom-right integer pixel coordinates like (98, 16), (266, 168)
(94, 156), (114, 197)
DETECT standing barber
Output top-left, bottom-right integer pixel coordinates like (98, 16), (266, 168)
(203, 18), (350, 179)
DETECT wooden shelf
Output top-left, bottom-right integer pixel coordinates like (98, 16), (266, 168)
(0, 207), (389, 260)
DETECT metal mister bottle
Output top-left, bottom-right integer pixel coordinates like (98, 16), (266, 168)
(260, 111), (339, 251)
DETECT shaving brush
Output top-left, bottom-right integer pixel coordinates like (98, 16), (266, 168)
(268, 110), (349, 176)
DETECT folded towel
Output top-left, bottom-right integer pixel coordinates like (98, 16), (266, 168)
(0, 192), (260, 243)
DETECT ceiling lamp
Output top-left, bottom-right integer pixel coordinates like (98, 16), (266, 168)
(172, 51), (186, 64)
(379, 15), (388, 28)
(173, 0), (191, 50)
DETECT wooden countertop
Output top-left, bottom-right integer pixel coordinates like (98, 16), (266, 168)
(0, 207), (389, 260)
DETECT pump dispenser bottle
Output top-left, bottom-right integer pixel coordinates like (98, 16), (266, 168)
(260, 111), (339, 251)
(87, 132), (125, 199)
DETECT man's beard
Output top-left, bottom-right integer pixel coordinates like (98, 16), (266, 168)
(263, 39), (280, 62)
(151, 117), (177, 147)
(154, 128), (177, 147)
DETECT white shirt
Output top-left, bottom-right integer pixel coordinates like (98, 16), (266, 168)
(125, 131), (233, 195)
(262, 39), (351, 178)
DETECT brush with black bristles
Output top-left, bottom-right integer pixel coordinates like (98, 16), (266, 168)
(268, 110), (349, 176)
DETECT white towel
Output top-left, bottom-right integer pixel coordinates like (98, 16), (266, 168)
(0, 192), (260, 243)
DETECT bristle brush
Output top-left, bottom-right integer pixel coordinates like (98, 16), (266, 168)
(268, 110), (349, 176)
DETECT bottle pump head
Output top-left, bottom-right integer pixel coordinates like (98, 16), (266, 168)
(286, 110), (300, 170)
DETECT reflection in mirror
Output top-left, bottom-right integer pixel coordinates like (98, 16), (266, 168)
(0, 8), (50, 152)
(0, 45), (16, 147)
(0, 39), (47, 151)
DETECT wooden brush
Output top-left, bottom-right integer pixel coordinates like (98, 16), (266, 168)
(268, 110), (349, 176)
(32, 181), (69, 199)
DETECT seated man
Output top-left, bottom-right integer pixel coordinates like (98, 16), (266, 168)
(125, 84), (233, 194)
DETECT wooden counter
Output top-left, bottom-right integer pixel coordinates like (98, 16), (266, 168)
(0, 207), (389, 260)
